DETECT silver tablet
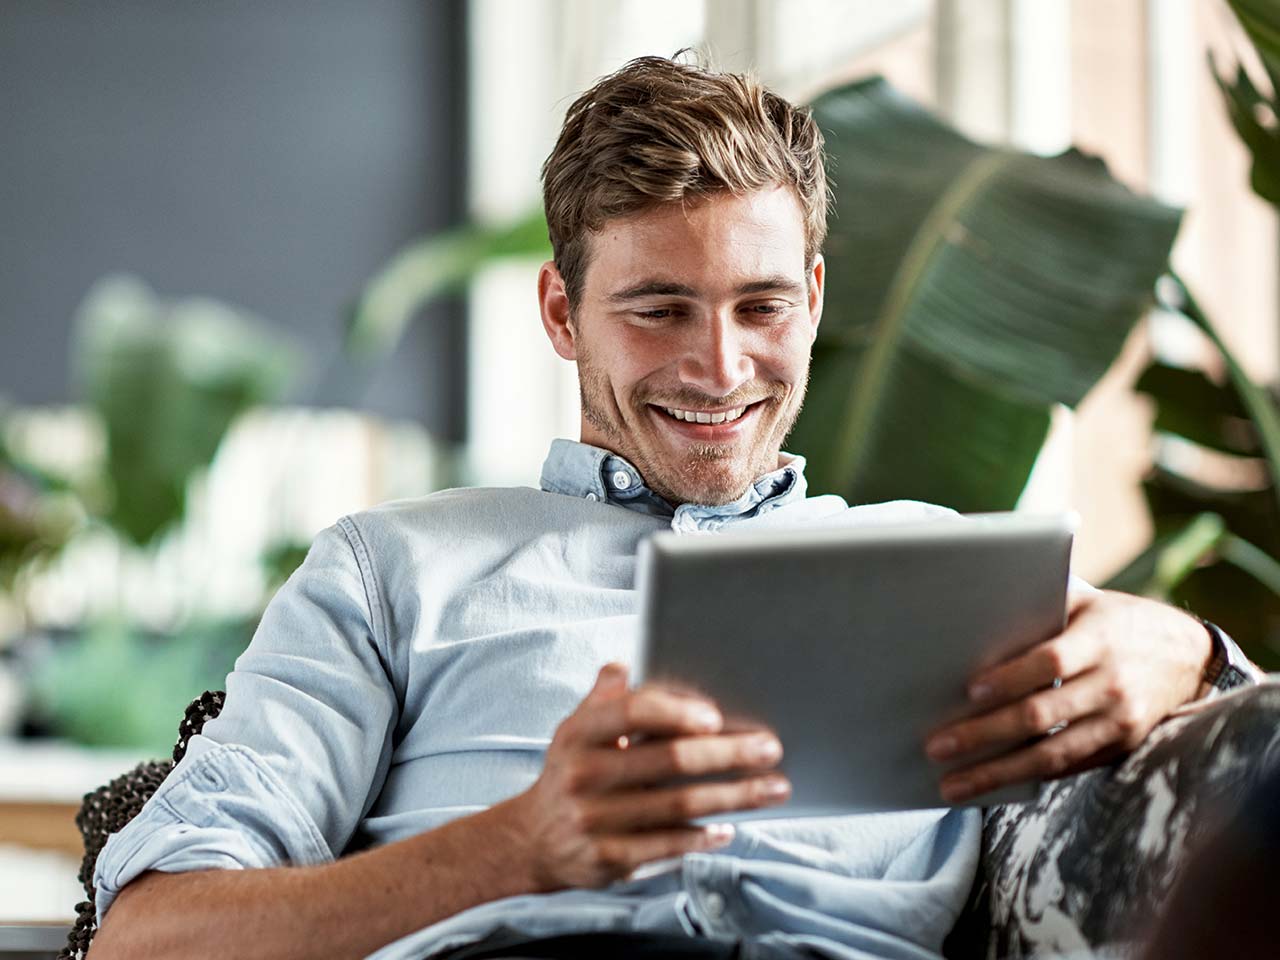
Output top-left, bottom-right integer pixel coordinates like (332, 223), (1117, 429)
(635, 511), (1076, 816)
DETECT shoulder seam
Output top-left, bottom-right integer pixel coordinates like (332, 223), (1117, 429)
(335, 516), (389, 665)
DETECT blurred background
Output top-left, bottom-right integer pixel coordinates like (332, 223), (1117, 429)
(0, 0), (1276, 928)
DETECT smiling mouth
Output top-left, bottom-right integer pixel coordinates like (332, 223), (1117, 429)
(659, 404), (749, 424)
(647, 399), (768, 436)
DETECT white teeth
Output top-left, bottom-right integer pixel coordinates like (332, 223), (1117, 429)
(661, 405), (749, 424)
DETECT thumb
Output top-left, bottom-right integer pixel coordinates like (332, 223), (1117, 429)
(591, 662), (629, 697)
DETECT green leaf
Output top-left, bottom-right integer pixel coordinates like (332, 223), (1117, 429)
(1213, 0), (1280, 209)
(1106, 513), (1280, 670)
(1135, 361), (1258, 455)
(794, 342), (1050, 512)
(1142, 465), (1280, 556)
(1226, 0), (1280, 94)
(1103, 512), (1225, 597)
(1211, 60), (1280, 207)
(1170, 561), (1280, 672)
(347, 208), (552, 358)
(75, 276), (298, 545)
(1162, 274), (1280, 520)
(1219, 531), (1280, 595)
(1103, 512), (1280, 612)
(796, 78), (1182, 509)
(28, 617), (250, 752)
(1143, 0), (1280, 658)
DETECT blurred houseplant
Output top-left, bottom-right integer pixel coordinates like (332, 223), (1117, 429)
(3, 276), (299, 749)
(1107, 0), (1280, 668)
(0, 422), (77, 596)
(76, 276), (296, 545)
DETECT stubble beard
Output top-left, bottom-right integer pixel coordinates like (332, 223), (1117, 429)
(575, 355), (806, 507)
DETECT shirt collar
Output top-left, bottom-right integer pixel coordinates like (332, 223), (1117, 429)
(539, 438), (808, 527)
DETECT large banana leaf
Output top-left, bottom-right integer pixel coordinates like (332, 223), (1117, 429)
(791, 78), (1183, 511)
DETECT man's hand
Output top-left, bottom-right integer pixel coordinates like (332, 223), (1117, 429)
(924, 589), (1213, 804)
(507, 663), (789, 891)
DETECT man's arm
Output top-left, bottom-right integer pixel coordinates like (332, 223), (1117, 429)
(924, 589), (1243, 803)
(90, 798), (540, 960)
(90, 665), (788, 960)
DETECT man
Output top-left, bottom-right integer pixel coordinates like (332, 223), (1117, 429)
(90, 56), (1258, 960)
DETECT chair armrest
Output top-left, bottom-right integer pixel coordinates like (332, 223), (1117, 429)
(948, 680), (1280, 959)
(56, 690), (226, 960)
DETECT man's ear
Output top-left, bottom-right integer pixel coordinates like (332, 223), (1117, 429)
(539, 261), (577, 361)
(807, 254), (825, 342)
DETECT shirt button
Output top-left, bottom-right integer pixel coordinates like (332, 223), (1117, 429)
(611, 470), (632, 490)
(702, 892), (726, 919)
(585, 492), (599, 502)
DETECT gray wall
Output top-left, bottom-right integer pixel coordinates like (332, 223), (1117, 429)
(0, 0), (468, 437)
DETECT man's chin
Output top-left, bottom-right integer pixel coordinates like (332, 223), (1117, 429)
(650, 461), (759, 507)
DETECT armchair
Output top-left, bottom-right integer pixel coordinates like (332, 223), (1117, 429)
(58, 683), (1280, 959)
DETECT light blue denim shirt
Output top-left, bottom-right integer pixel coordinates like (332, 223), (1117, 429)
(94, 439), (984, 960)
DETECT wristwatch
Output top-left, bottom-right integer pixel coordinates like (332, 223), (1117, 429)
(1193, 615), (1254, 692)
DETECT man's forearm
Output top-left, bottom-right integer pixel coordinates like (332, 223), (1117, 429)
(89, 669), (785, 959)
(88, 795), (538, 960)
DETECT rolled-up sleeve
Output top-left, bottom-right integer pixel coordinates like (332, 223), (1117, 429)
(93, 517), (398, 924)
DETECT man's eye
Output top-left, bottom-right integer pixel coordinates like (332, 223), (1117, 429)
(635, 308), (676, 321)
(745, 303), (787, 318)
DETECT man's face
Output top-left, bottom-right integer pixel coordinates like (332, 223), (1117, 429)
(539, 186), (824, 505)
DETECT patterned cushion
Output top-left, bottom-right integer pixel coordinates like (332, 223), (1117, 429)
(947, 682), (1280, 958)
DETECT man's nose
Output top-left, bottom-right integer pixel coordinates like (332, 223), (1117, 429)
(676, 312), (755, 397)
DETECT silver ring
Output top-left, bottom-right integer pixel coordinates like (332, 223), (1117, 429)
(1047, 677), (1066, 734)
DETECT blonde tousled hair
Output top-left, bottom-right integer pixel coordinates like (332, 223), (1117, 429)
(540, 54), (830, 306)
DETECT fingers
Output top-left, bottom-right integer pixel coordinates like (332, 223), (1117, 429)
(927, 667), (1114, 764)
(966, 624), (1104, 710)
(589, 730), (783, 791)
(1066, 585), (1096, 614)
(565, 675), (724, 746)
(928, 590), (1201, 805)
(938, 713), (1127, 803)
(582, 774), (791, 832)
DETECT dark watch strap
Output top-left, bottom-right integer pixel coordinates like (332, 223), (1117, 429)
(1192, 615), (1255, 692)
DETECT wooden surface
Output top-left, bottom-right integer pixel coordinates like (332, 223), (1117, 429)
(0, 739), (145, 925)
(0, 803), (81, 859)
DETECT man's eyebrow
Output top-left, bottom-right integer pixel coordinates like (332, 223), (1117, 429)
(606, 280), (699, 302)
(605, 276), (805, 302)
(734, 276), (806, 297)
